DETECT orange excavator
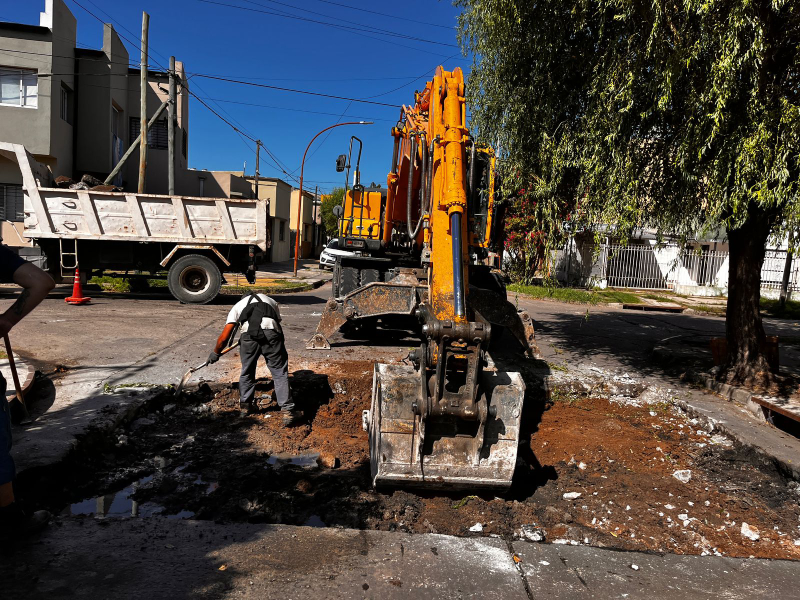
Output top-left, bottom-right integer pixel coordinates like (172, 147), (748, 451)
(309, 66), (537, 489)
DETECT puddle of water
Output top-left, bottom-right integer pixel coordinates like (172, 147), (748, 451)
(66, 475), (194, 520)
(304, 514), (326, 527)
(266, 452), (320, 468)
(192, 475), (220, 495)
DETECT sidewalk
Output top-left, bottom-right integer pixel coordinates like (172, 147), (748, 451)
(1, 520), (796, 599)
(256, 258), (332, 281)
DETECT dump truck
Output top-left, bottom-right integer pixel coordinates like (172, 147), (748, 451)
(0, 142), (266, 304)
(308, 67), (538, 490)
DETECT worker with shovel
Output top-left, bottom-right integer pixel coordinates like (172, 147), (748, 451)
(0, 244), (54, 539)
(209, 292), (300, 425)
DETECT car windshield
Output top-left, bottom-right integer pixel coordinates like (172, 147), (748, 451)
(327, 239), (339, 250)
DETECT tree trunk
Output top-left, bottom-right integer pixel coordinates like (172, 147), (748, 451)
(725, 208), (774, 384)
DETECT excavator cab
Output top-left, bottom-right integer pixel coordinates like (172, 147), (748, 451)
(339, 188), (384, 249)
(334, 136), (385, 253)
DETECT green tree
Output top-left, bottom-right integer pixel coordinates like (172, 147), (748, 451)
(320, 187), (345, 238)
(457, 0), (800, 383)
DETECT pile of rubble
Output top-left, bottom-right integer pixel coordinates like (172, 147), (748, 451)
(54, 174), (122, 193)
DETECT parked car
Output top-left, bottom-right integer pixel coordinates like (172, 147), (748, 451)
(319, 238), (357, 269)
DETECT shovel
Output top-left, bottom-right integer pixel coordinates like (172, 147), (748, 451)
(174, 340), (240, 397)
(3, 335), (31, 424)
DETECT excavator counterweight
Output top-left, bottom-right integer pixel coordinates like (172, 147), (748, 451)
(310, 66), (537, 489)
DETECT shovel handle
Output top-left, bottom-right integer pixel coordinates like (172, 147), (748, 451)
(3, 335), (25, 405)
(191, 340), (241, 371)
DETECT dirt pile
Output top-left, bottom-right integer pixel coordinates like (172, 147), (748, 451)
(40, 360), (800, 560)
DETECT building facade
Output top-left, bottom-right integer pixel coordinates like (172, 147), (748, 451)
(290, 189), (320, 259)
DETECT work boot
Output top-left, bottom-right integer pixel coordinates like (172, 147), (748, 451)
(0, 503), (51, 540)
(281, 409), (303, 427)
(239, 400), (257, 416)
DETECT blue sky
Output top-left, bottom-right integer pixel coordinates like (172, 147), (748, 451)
(1, 0), (468, 194)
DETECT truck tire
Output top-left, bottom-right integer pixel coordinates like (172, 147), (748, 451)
(360, 268), (380, 285)
(340, 267), (359, 297)
(168, 254), (222, 304)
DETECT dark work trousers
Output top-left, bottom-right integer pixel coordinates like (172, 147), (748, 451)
(239, 330), (294, 411)
(0, 375), (14, 486)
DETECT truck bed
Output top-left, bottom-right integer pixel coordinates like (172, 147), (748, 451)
(1, 142), (268, 251)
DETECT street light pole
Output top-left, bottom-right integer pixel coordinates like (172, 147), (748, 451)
(294, 121), (372, 276)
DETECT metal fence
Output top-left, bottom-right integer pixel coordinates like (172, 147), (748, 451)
(556, 242), (800, 293)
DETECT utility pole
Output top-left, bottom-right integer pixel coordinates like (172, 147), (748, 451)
(138, 11), (149, 194)
(314, 185), (319, 250)
(780, 233), (795, 309)
(255, 140), (261, 201)
(168, 55), (176, 195)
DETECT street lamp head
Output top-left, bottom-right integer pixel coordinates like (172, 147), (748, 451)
(359, 121), (374, 125)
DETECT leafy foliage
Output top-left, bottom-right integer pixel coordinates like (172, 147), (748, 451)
(457, 0), (800, 376)
(320, 187), (345, 237)
(456, 0), (800, 247)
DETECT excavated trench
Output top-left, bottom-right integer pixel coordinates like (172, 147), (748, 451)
(19, 360), (800, 561)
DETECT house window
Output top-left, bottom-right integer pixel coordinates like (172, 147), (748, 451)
(182, 128), (187, 158)
(304, 224), (311, 241)
(130, 117), (168, 149)
(0, 183), (24, 222)
(279, 220), (285, 241)
(60, 83), (73, 124)
(0, 67), (38, 108)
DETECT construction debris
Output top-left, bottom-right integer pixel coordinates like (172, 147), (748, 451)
(30, 361), (799, 561)
(741, 523), (760, 541)
(673, 470), (693, 483)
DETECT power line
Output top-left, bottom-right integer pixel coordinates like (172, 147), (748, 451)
(69, 0), (303, 178)
(309, 0), (455, 30)
(184, 72), (432, 83)
(193, 74), (400, 107)
(200, 97), (394, 122)
(239, 0), (455, 47)
(196, 0), (458, 58)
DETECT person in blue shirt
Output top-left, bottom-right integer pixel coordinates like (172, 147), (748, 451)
(0, 243), (54, 539)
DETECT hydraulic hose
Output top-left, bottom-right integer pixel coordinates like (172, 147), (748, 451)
(407, 134), (424, 241)
(426, 139), (435, 213)
(419, 132), (427, 212)
(391, 135), (400, 174)
(451, 211), (466, 318)
(468, 141), (477, 215)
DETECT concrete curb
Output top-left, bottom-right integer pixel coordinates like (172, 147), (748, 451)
(669, 370), (799, 481)
(13, 380), (170, 479)
(0, 353), (36, 401)
(684, 370), (764, 417)
(220, 278), (327, 296)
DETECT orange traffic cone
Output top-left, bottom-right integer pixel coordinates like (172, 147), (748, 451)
(65, 267), (91, 305)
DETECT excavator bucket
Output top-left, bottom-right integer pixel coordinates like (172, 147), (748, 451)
(364, 362), (525, 489)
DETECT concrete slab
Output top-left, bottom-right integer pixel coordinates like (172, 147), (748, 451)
(1, 520), (528, 599)
(513, 541), (800, 599)
(0, 352), (35, 400)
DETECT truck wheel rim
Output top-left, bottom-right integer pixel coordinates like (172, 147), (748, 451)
(179, 266), (210, 295)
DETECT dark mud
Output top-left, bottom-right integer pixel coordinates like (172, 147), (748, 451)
(26, 360), (800, 560)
